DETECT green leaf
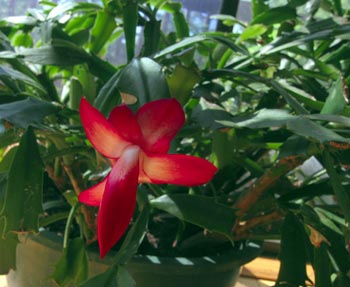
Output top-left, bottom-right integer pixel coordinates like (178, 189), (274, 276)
(301, 205), (350, 274)
(0, 66), (45, 94)
(314, 243), (332, 287)
(275, 213), (309, 287)
(11, 31), (33, 48)
(0, 218), (17, 274)
(217, 108), (294, 129)
(79, 267), (118, 287)
(251, 6), (297, 26)
(52, 237), (89, 287)
(192, 98), (233, 130)
(210, 14), (245, 28)
(0, 127), (43, 234)
(277, 80), (324, 111)
(306, 114), (350, 127)
(0, 147), (17, 174)
(321, 78), (347, 115)
(114, 190), (150, 265)
(78, 266), (135, 287)
(0, 129), (19, 151)
(334, 273), (350, 287)
(212, 131), (235, 169)
(0, 97), (59, 128)
(117, 57), (170, 107)
(155, 33), (247, 59)
(94, 70), (122, 116)
(172, 10), (189, 39)
(89, 11), (116, 54)
(143, 19), (161, 56)
(239, 24), (267, 42)
(151, 194), (236, 238)
(166, 64), (201, 105)
(323, 151), (350, 224)
(65, 15), (95, 36)
(19, 40), (90, 66)
(287, 118), (349, 143)
(123, 1), (138, 62)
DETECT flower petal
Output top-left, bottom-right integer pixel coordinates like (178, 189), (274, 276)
(136, 98), (185, 153)
(78, 178), (106, 206)
(80, 98), (130, 158)
(141, 153), (217, 186)
(98, 145), (140, 258)
(108, 104), (142, 145)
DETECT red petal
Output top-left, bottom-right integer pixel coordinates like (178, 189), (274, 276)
(136, 98), (185, 153)
(98, 146), (140, 258)
(78, 178), (106, 206)
(108, 104), (142, 145)
(140, 152), (217, 186)
(80, 98), (130, 158)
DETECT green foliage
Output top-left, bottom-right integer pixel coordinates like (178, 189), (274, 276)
(151, 194), (237, 238)
(53, 237), (89, 287)
(0, 0), (350, 286)
(275, 213), (310, 287)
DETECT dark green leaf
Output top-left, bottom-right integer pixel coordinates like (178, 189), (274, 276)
(0, 147), (17, 174)
(334, 273), (350, 287)
(275, 213), (309, 287)
(117, 57), (170, 107)
(143, 19), (161, 57)
(270, 80), (309, 115)
(287, 118), (349, 143)
(0, 174), (8, 222)
(94, 70), (122, 116)
(19, 40), (90, 66)
(218, 108), (294, 129)
(321, 78), (347, 115)
(306, 114), (350, 127)
(0, 129), (19, 154)
(192, 98), (233, 130)
(0, 97), (59, 128)
(0, 66), (45, 94)
(52, 237), (89, 287)
(314, 243), (332, 287)
(278, 135), (310, 159)
(155, 33), (247, 59)
(151, 194), (236, 238)
(323, 152), (350, 224)
(123, 1), (138, 62)
(78, 267), (118, 287)
(272, 80), (324, 111)
(0, 218), (17, 274)
(114, 190), (150, 265)
(78, 266), (135, 287)
(0, 127), (43, 233)
(301, 205), (350, 273)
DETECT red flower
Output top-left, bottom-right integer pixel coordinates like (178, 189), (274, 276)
(79, 98), (217, 258)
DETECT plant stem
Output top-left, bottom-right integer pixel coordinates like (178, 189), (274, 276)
(233, 210), (283, 240)
(233, 155), (307, 218)
(62, 163), (97, 243)
(63, 203), (79, 249)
